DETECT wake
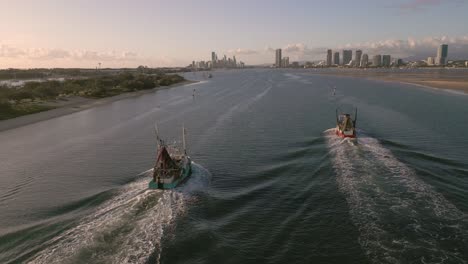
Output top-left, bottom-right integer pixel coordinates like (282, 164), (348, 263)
(325, 129), (468, 264)
(28, 163), (210, 264)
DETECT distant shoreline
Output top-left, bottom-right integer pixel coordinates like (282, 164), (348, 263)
(0, 80), (196, 132)
(309, 69), (468, 94)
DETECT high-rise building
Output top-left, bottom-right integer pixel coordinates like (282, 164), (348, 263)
(360, 54), (369, 67)
(211, 51), (216, 66)
(437, 44), (448, 58)
(282, 57), (290, 68)
(382, 55), (391, 67)
(343, 50), (352, 65)
(427, 57), (434, 66)
(372, 55), (382, 67)
(395, 59), (403, 67)
(333, 52), (340, 65)
(355, 50), (362, 67)
(275, 49), (282, 68)
(436, 44), (448, 66)
(435, 57), (446, 66)
(326, 49), (332, 66)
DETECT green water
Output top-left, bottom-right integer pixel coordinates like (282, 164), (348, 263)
(0, 69), (467, 263)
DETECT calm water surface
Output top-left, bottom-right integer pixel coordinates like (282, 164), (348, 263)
(0, 69), (467, 264)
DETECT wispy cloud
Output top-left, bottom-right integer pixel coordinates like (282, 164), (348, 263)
(399, 0), (443, 10)
(0, 44), (183, 68)
(226, 48), (258, 55)
(396, 0), (464, 11)
(0, 44), (139, 62)
(337, 35), (468, 59)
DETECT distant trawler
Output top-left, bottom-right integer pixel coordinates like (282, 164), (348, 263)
(335, 108), (357, 139)
(149, 125), (192, 189)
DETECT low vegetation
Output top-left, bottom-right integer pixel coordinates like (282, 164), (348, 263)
(0, 72), (185, 120)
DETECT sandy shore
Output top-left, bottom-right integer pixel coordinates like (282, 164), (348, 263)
(0, 80), (196, 132)
(310, 69), (468, 94)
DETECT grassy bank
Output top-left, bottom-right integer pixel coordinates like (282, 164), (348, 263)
(0, 72), (185, 121)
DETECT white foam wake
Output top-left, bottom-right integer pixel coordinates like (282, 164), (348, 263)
(325, 130), (468, 264)
(29, 164), (210, 264)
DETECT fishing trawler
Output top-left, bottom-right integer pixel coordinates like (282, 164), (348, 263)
(149, 125), (192, 189)
(335, 108), (357, 138)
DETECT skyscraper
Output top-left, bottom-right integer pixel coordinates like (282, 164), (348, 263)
(395, 59), (403, 67)
(355, 50), (362, 67)
(343, 50), (352, 65)
(372, 55), (382, 67)
(326, 49), (332, 66)
(333, 52), (340, 65)
(437, 44), (448, 58)
(360, 54), (369, 67)
(211, 51), (218, 68)
(282, 57), (289, 67)
(275, 49), (282, 68)
(436, 44), (448, 65)
(382, 55), (391, 67)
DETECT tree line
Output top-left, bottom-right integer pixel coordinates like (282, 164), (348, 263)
(0, 72), (185, 120)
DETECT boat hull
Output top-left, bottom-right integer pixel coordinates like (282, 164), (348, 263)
(336, 128), (356, 138)
(149, 157), (192, 189)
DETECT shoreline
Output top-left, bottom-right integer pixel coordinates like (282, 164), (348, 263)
(309, 70), (468, 94)
(0, 80), (196, 132)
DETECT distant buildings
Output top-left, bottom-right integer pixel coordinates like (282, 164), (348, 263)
(191, 51), (244, 70)
(211, 52), (216, 65)
(435, 44), (448, 66)
(427, 57), (435, 66)
(395, 58), (403, 67)
(355, 50), (362, 67)
(275, 49), (282, 68)
(360, 54), (368, 67)
(282, 57), (290, 68)
(424, 44), (449, 67)
(343, 50), (352, 65)
(317, 43), (458, 69)
(382, 55), (391, 67)
(372, 55), (382, 67)
(333, 52), (340, 65)
(326, 49), (332, 66)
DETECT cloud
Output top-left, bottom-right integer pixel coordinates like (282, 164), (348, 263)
(226, 48), (258, 55)
(264, 46), (275, 53)
(279, 43), (326, 61)
(0, 44), (26, 58)
(283, 43), (307, 53)
(399, 0), (442, 10)
(396, 0), (464, 11)
(336, 35), (468, 60)
(0, 44), (140, 62)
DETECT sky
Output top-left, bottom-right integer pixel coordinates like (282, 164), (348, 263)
(0, 0), (467, 68)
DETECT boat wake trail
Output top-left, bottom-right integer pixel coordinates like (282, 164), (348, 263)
(28, 163), (210, 264)
(324, 129), (468, 264)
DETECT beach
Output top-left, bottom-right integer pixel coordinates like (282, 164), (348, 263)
(309, 68), (468, 94)
(0, 80), (195, 132)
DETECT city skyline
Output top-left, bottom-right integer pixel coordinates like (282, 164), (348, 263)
(319, 43), (451, 67)
(1, 0), (468, 68)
